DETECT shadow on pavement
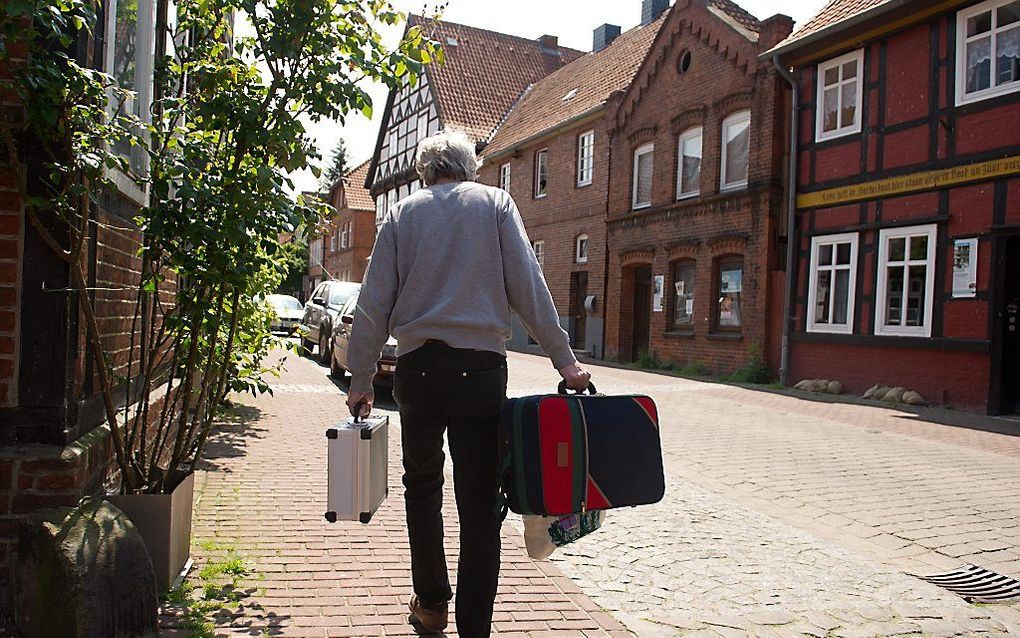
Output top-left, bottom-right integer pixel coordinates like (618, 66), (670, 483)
(196, 404), (267, 472)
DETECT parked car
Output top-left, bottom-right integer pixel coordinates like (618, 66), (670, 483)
(330, 288), (397, 387)
(265, 294), (304, 335)
(300, 280), (360, 364)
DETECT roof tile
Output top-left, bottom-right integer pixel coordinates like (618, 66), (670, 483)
(337, 160), (374, 211)
(483, 14), (669, 158)
(771, 0), (891, 52)
(410, 16), (584, 141)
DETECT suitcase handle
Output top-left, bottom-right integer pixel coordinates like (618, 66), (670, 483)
(349, 399), (369, 423)
(557, 380), (598, 395)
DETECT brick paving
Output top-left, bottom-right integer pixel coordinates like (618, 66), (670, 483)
(160, 349), (632, 637)
(506, 352), (1020, 637)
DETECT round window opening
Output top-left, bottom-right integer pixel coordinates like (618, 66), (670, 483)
(677, 50), (692, 75)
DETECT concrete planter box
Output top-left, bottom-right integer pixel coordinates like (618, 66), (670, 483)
(108, 472), (195, 593)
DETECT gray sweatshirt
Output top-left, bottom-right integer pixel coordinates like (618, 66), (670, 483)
(347, 181), (576, 393)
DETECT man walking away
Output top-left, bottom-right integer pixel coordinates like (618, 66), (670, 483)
(345, 129), (591, 637)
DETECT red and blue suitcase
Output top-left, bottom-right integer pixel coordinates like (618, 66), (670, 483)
(498, 382), (665, 517)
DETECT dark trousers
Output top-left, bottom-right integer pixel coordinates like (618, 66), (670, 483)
(393, 342), (507, 638)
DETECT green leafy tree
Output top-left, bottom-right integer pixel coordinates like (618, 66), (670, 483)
(320, 139), (349, 191)
(0, 0), (442, 493)
(278, 238), (310, 297)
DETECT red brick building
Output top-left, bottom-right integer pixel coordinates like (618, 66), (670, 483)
(478, 8), (668, 358)
(770, 0), (1020, 413)
(366, 16), (583, 232)
(323, 160), (375, 283)
(602, 0), (794, 375)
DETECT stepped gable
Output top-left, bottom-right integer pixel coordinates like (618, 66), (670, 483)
(483, 14), (669, 159)
(409, 15), (584, 141)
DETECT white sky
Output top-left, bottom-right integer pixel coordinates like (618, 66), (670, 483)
(289, 0), (829, 194)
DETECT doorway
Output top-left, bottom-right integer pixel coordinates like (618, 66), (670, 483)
(630, 265), (652, 362)
(569, 271), (588, 350)
(993, 235), (1020, 414)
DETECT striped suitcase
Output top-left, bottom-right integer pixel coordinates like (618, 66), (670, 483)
(499, 383), (664, 517)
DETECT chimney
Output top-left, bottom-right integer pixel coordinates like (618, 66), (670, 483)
(537, 34), (558, 49)
(641, 0), (669, 25)
(758, 14), (796, 52)
(593, 23), (622, 52)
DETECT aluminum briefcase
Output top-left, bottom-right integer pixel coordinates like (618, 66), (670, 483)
(325, 414), (388, 524)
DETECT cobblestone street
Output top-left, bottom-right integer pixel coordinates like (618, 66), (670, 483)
(163, 348), (1020, 637)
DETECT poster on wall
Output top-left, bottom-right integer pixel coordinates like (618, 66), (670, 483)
(952, 238), (978, 298)
(653, 274), (664, 312)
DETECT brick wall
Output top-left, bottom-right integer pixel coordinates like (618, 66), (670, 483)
(478, 117), (610, 352)
(603, 2), (792, 372)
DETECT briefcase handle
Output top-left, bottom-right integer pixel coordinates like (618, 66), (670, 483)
(349, 399), (369, 423)
(557, 380), (598, 396)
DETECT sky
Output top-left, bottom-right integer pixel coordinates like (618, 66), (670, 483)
(289, 0), (830, 195)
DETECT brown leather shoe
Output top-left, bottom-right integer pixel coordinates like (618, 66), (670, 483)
(408, 594), (448, 633)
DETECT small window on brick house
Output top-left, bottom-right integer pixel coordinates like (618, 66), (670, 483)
(632, 143), (654, 209)
(499, 162), (511, 191)
(535, 149), (548, 198)
(875, 224), (937, 337)
(577, 130), (594, 186)
(532, 240), (545, 268)
(671, 260), (696, 330)
(575, 234), (589, 264)
(677, 127), (703, 199)
(715, 256), (744, 331)
(807, 233), (859, 334)
(816, 49), (864, 141)
(957, 0), (1020, 105)
(721, 111), (750, 191)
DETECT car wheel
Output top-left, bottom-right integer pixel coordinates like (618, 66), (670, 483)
(330, 351), (346, 379)
(318, 331), (331, 365)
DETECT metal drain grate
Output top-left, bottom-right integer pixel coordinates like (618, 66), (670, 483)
(916, 564), (1020, 603)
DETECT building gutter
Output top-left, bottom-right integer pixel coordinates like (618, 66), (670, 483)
(482, 104), (606, 163)
(772, 54), (799, 387)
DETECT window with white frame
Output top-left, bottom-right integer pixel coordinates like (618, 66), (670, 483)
(104, 0), (156, 189)
(958, 0), (1020, 105)
(535, 149), (548, 198)
(677, 127), (703, 199)
(532, 240), (545, 268)
(875, 224), (938, 337)
(575, 234), (589, 263)
(807, 233), (859, 334)
(577, 130), (595, 186)
(632, 143), (654, 209)
(330, 230), (337, 252)
(499, 162), (511, 191)
(721, 111), (750, 190)
(816, 49), (864, 141)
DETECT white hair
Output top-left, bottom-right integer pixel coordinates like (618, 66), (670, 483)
(415, 129), (478, 185)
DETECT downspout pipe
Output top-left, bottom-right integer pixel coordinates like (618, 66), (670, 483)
(773, 54), (799, 387)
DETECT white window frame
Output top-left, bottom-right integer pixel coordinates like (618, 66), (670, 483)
(103, 0), (157, 206)
(532, 240), (545, 268)
(720, 111), (751, 192)
(575, 234), (589, 264)
(499, 162), (511, 191)
(875, 224), (938, 337)
(676, 126), (703, 200)
(957, 0), (1020, 105)
(577, 130), (595, 187)
(632, 143), (654, 210)
(806, 232), (859, 335)
(815, 49), (865, 142)
(535, 149), (549, 198)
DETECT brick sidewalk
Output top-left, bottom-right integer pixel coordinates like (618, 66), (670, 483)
(160, 350), (631, 637)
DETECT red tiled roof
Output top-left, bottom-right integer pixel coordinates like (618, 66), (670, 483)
(769, 0), (891, 54)
(483, 15), (669, 158)
(340, 160), (374, 211)
(409, 15), (585, 141)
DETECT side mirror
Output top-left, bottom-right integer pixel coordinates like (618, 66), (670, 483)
(312, 296), (325, 306)
(340, 314), (354, 325)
